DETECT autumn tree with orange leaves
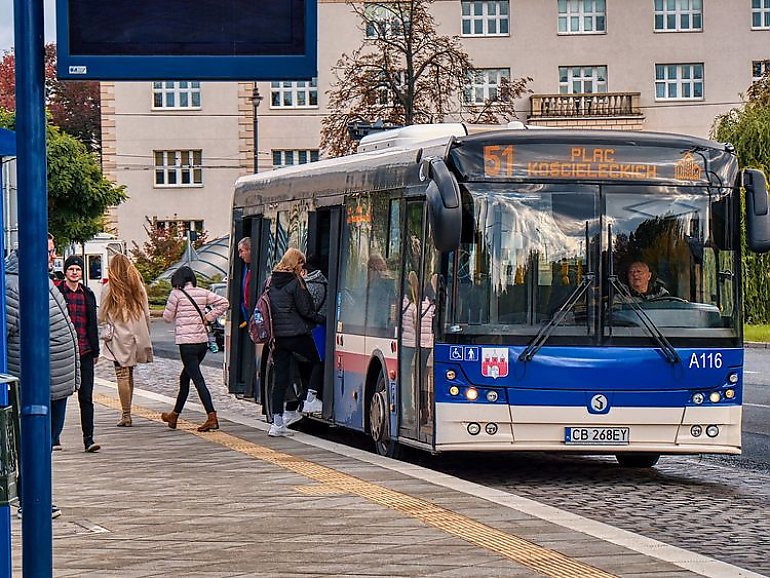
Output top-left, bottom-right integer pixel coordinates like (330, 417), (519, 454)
(320, 0), (530, 156)
(0, 44), (101, 151)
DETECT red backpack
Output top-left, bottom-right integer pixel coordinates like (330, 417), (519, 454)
(248, 278), (274, 346)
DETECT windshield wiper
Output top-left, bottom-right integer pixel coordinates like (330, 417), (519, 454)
(606, 224), (679, 365)
(519, 273), (594, 363)
(609, 280), (680, 365)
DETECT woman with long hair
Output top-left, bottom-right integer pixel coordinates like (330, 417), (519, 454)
(99, 254), (154, 426)
(161, 266), (228, 432)
(267, 248), (325, 437)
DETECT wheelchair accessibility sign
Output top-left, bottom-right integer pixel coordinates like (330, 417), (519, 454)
(449, 346), (479, 362)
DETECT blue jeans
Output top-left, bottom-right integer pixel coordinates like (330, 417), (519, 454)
(51, 397), (68, 447)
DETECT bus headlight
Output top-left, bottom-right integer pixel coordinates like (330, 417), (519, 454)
(466, 388), (479, 401)
(709, 391), (721, 403)
(727, 372), (738, 384)
(690, 425), (703, 437)
(446, 370), (456, 381)
(467, 422), (481, 435)
(724, 388), (735, 399)
(449, 386), (460, 396)
(692, 393), (705, 405)
(485, 423), (498, 435)
(706, 425), (720, 438)
(486, 390), (499, 402)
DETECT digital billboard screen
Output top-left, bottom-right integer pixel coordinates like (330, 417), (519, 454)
(56, 0), (317, 80)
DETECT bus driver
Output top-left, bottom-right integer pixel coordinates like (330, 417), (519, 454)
(624, 260), (669, 301)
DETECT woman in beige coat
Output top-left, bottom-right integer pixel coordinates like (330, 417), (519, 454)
(99, 254), (154, 426)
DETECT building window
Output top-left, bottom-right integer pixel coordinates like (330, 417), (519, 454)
(461, 1), (509, 36)
(270, 79), (318, 108)
(465, 68), (510, 104)
(654, 0), (702, 32)
(155, 219), (205, 235)
(153, 150), (203, 186)
(753, 60), (770, 83)
(558, 0), (606, 34)
(272, 149), (320, 168)
(559, 66), (608, 93)
(365, 4), (408, 38)
(655, 63), (703, 100)
(152, 81), (201, 109)
(752, 0), (770, 29)
(376, 70), (407, 105)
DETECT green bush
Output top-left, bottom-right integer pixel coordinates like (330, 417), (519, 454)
(146, 280), (172, 307)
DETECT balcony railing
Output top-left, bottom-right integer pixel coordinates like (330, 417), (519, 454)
(530, 92), (642, 118)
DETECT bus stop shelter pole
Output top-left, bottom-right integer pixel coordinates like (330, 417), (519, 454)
(0, 146), (11, 578)
(14, 0), (54, 576)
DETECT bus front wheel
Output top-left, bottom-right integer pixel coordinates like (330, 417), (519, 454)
(369, 372), (400, 459)
(615, 453), (660, 468)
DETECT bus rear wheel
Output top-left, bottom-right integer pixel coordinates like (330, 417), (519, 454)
(615, 453), (660, 468)
(369, 372), (400, 459)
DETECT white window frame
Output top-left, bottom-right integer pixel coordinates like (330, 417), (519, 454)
(272, 149), (320, 169)
(465, 68), (510, 105)
(269, 79), (318, 109)
(365, 4), (408, 38)
(655, 63), (704, 101)
(156, 219), (205, 235)
(557, 0), (606, 35)
(654, 0), (703, 32)
(752, 0), (770, 29)
(559, 66), (608, 94)
(153, 150), (203, 187)
(753, 60), (770, 83)
(461, 1), (510, 37)
(151, 81), (201, 109)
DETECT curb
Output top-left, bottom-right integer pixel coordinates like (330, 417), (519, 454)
(745, 341), (769, 349)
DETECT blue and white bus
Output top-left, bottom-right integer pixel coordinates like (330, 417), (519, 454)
(225, 124), (770, 467)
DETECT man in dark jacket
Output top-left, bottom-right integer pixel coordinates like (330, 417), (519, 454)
(57, 255), (101, 452)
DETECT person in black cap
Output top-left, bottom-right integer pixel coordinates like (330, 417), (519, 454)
(57, 254), (101, 452)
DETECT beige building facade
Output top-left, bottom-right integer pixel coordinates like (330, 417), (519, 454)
(102, 0), (770, 249)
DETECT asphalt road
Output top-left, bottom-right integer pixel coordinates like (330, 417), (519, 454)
(150, 317), (224, 369)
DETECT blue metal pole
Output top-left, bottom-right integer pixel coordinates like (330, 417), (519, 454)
(0, 152), (11, 578)
(14, 0), (54, 576)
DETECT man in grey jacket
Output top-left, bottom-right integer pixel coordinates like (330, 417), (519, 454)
(4, 235), (80, 518)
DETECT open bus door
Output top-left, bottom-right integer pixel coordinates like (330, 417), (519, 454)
(399, 199), (436, 445)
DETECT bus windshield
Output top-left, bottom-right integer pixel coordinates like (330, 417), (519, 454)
(445, 183), (739, 343)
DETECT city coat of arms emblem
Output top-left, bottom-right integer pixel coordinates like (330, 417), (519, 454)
(481, 347), (509, 379)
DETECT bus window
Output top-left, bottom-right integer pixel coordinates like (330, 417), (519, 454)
(366, 195), (399, 334)
(88, 255), (102, 281)
(338, 196), (370, 331)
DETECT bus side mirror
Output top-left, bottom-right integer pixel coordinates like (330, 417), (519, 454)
(744, 169), (770, 253)
(420, 157), (461, 252)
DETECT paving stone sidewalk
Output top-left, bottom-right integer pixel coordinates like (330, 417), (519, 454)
(6, 357), (756, 577)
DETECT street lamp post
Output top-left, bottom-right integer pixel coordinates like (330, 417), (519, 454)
(251, 83), (263, 173)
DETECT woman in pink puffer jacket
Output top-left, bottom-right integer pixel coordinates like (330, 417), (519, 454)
(160, 266), (228, 432)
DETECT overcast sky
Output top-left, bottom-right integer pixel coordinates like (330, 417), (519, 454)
(1, 0), (57, 53)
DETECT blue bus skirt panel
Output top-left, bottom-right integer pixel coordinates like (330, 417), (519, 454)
(430, 345), (743, 453)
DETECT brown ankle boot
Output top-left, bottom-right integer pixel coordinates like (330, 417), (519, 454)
(161, 411), (179, 429)
(197, 411), (219, 432)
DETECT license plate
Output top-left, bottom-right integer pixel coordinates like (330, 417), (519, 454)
(565, 427), (630, 445)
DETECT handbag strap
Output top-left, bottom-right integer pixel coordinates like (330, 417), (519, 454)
(179, 288), (208, 328)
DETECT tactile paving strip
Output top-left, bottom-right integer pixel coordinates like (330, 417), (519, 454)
(94, 392), (617, 578)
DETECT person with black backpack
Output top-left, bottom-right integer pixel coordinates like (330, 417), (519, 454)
(267, 248), (324, 437)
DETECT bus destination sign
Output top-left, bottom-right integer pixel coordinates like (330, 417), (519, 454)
(481, 144), (707, 184)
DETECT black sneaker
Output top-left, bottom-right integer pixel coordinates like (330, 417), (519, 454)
(84, 441), (101, 453)
(17, 506), (62, 519)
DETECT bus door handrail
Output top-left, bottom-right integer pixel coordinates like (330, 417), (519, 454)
(518, 272), (594, 363)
